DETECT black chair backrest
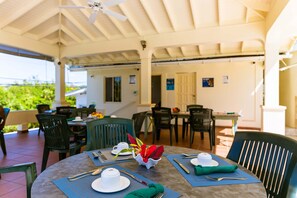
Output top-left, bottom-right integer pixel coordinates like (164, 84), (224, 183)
(132, 111), (147, 137)
(0, 162), (37, 198)
(56, 106), (76, 118)
(227, 131), (297, 198)
(86, 118), (135, 151)
(189, 108), (212, 131)
(36, 104), (50, 114)
(0, 106), (10, 130)
(88, 104), (96, 109)
(187, 104), (203, 111)
(75, 108), (96, 119)
(36, 114), (71, 150)
(152, 107), (173, 129)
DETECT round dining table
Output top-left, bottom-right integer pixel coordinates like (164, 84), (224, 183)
(31, 146), (266, 197)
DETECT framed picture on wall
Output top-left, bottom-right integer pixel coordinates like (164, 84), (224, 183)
(129, 75), (136, 84)
(202, 78), (214, 87)
(166, 78), (174, 90)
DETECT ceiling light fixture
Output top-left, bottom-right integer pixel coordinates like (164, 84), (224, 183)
(140, 40), (146, 50)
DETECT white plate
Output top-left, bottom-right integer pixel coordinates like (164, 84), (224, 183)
(72, 119), (83, 122)
(111, 149), (132, 156)
(91, 176), (130, 193)
(190, 158), (219, 167)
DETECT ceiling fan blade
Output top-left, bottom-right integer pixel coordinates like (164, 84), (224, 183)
(59, 5), (87, 9)
(89, 11), (98, 23)
(103, 0), (125, 7)
(102, 9), (127, 21)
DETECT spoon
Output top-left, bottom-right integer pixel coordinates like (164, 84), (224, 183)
(68, 168), (103, 181)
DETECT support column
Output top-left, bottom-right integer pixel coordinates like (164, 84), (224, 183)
(261, 37), (286, 134)
(139, 49), (153, 106)
(52, 59), (68, 108)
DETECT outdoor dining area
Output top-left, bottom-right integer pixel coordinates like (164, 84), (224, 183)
(1, 104), (297, 198)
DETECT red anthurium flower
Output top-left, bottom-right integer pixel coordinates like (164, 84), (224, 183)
(150, 145), (164, 160)
(127, 134), (137, 145)
(142, 145), (157, 163)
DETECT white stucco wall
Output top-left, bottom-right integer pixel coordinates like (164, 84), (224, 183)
(87, 61), (263, 128)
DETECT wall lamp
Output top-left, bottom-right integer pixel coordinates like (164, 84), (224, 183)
(140, 40), (146, 50)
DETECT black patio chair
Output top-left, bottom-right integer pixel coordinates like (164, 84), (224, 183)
(227, 131), (297, 197)
(152, 107), (176, 146)
(36, 114), (83, 172)
(36, 104), (50, 136)
(56, 106), (76, 119)
(189, 108), (213, 150)
(0, 106), (10, 155)
(182, 104), (203, 139)
(0, 162), (37, 198)
(85, 118), (135, 151)
(132, 111), (147, 138)
(74, 107), (96, 119)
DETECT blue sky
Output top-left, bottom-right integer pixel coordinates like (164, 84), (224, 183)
(0, 53), (86, 86)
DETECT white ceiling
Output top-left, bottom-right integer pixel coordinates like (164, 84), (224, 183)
(0, 0), (296, 69)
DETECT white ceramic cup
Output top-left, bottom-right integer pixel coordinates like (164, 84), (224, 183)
(101, 168), (121, 189)
(197, 153), (212, 166)
(113, 142), (129, 153)
(74, 116), (82, 121)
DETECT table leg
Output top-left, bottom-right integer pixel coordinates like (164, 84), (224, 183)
(232, 119), (238, 135)
(212, 119), (216, 146)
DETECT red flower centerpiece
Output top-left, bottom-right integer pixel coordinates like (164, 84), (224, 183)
(127, 134), (164, 169)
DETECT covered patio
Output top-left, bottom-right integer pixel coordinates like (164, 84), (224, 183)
(0, 0), (297, 134)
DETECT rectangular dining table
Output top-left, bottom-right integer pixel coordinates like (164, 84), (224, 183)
(31, 146), (266, 198)
(145, 111), (240, 145)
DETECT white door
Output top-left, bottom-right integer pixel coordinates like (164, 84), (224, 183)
(176, 73), (196, 112)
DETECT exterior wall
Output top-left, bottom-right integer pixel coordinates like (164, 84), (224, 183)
(87, 61), (264, 128)
(87, 68), (139, 118)
(280, 51), (297, 128)
(76, 94), (87, 108)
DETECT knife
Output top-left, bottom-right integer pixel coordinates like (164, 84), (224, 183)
(173, 158), (190, 174)
(119, 170), (148, 186)
(98, 150), (108, 161)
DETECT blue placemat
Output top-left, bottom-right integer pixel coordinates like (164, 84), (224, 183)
(52, 165), (180, 198)
(166, 154), (260, 187)
(86, 149), (133, 166)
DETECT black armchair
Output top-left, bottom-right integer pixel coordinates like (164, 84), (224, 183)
(0, 162), (37, 198)
(36, 104), (50, 136)
(0, 106), (10, 155)
(36, 114), (83, 172)
(182, 104), (203, 139)
(189, 108), (213, 150)
(227, 131), (297, 197)
(152, 107), (176, 146)
(132, 111), (147, 138)
(56, 106), (76, 119)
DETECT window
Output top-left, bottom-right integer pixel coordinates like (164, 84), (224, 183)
(105, 76), (121, 102)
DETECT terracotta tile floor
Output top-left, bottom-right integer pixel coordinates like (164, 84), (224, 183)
(0, 126), (247, 197)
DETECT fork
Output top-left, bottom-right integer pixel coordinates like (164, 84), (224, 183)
(205, 175), (247, 181)
(154, 192), (165, 198)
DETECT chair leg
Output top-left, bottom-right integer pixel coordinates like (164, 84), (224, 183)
(182, 119), (186, 139)
(152, 127), (156, 144)
(169, 127), (173, 146)
(38, 128), (40, 136)
(41, 147), (49, 172)
(201, 132), (204, 140)
(209, 132), (212, 150)
(0, 132), (7, 155)
(59, 153), (67, 161)
(189, 129), (194, 147)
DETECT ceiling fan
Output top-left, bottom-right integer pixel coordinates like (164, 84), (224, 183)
(60, 0), (127, 23)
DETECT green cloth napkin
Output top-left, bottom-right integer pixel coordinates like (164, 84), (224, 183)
(194, 165), (238, 176)
(124, 183), (164, 198)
